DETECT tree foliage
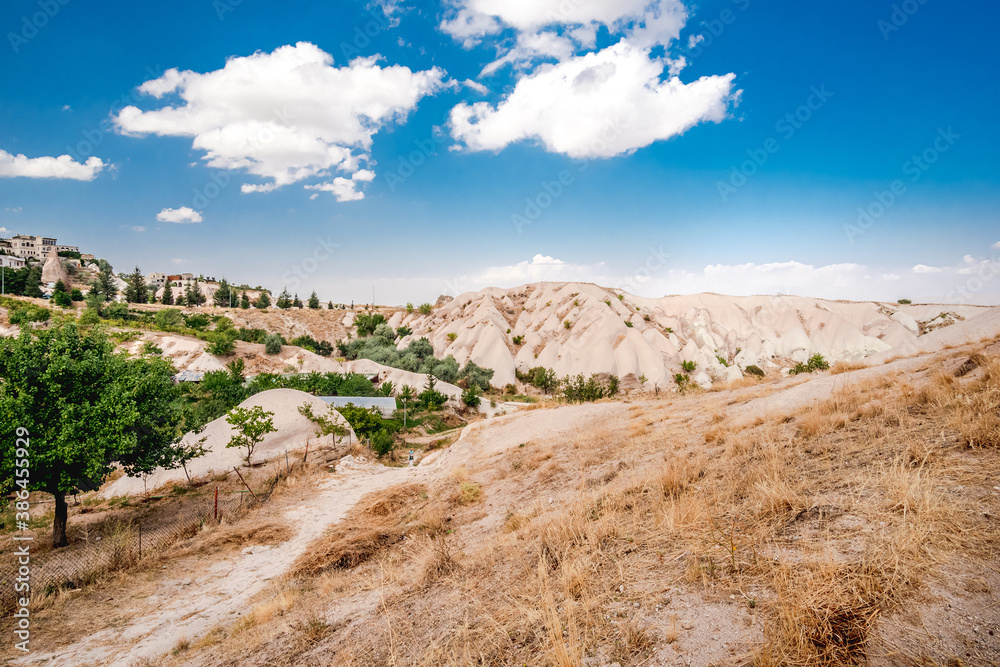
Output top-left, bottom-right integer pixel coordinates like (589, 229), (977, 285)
(225, 405), (277, 466)
(0, 323), (187, 546)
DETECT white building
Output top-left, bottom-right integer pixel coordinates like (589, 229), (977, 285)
(0, 255), (26, 269)
(8, 235), (57, 260)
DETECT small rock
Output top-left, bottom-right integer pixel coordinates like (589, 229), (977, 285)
(682, 621), (693, 630)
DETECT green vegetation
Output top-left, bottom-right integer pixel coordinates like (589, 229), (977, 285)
(897, 298), (912, 305)
(462, 387), (481, 408)
(624, 320), (633, 328)
(0, 323), (188, 547)
(562, 373), (619, 403)
(681, 360), (696, 373)
(52, 281), (73, 308)
(255, 291), (271, 309)
(225, 405), (277, 466)
(745, 364), (765, 377)
(716, 355), (729, 368)
(512, 335), (524, 345)
(264, 333), (283, 355)
(3, 297), (50, 325)
(308, 291), (320, 309)
(418, 303), (433, 315)
(789, 354), (830, 375)
(354, 312), (387, 337)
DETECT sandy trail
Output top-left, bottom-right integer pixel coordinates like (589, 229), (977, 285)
(15, 401), (619, 666)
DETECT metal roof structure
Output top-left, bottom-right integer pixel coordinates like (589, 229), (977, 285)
(174, 370), (206, 383)
(319, 396), (397, 417)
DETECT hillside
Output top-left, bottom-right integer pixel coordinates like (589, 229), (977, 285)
(5, 304), (999, 666)
(387, 283), (988, 389)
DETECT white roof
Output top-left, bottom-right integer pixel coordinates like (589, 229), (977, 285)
(319, 396), (397, 417)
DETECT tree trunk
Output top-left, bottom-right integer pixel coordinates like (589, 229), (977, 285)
(53, 491), (69, 548)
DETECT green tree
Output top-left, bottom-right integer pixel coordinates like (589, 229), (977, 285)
(276, 288), (292, 309)
(24, 264), (43, 298)
(327, 300), (334, 310)
(240, 291), (251, 309)
(225, 405), (277, 466)
(255, 291), (271, 309)
(308, 291), (320, 309)
(297, 402), (349, 447)
(161, 281), (174, 305)
(293, 293), (303, 309)
(337, 403), (383, 441)
(370, 430), (394, 457)
(264, 333), (283, 355)
(0, 323), (187, 547)
(123, 266), (147, 303)
(213, 279), (234, 307)
(87, 261), (116, 302)
(355, 312), (387, 337)
(51, 280), (73, 308)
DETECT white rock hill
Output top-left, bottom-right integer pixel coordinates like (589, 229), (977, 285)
(393, 282), (990, 389)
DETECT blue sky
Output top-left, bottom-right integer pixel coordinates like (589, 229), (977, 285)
(1, 0), (997, 305)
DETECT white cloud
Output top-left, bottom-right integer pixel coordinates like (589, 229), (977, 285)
(115, 42), (448, 195)
(304, 169), (376, 202)
(882, 273), (901, 280)
(992, 241), (1000, 250)
(443, 1), (738, 158)
(450, 40), (736, 158)
(462, 78), (488, 94)
(171, 258), (188, 265)
(5, 207), (22, 213)
(157, 207), (203, 224)
(912, 264), (942, 274)
(0, 149), (106, 181)
(131, 226), (147, 232)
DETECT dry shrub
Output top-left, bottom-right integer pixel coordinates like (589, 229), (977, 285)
(952, 357), (1000, 448)
(183, 520), (292, 555)
(954, 352), (986, 377)
(293, 484), (431, 576)
(830, 361), (867, 375)
(503, 511), (531, 533)
(412, 534), (459, 588)
(759, 553), (910, 666)
(234, 587), (297, 634)
(293, 613), (330, 646)
(456, 482), (482, 505)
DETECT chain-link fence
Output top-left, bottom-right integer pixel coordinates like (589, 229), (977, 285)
(0, 482), (277, 614)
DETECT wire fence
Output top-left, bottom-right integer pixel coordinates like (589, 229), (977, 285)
(0, 481), (278, 614)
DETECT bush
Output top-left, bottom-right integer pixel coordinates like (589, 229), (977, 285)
(7, 302), (50, 325)
(745, 364), (765, 377)
(681, 360), (696, 373)
(458, 361), (494, 392)
(52, 291), (73, 308)
(396, 325), (412, 337)
(512, 335), (524, 345)
(206, 333), (237, 356)
(789, 354), (830, 375)
(338, 404), (383, 441)
(264, 333), (283, 355)
(624, 320), (633, 328)
(355, 312), (387, 337)
(183, 313), (210, 330)
(154, 309), (184, 329)
(418, 303), (432, 315)
(370, 429), (394, 457)
(79, 309), (100, 326)
(103, 302), (129, 320)
(898, 298), (912, 305)
(461, 387), (481, 408)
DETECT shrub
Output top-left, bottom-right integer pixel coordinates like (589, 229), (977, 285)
(745, 364), (765, 377)
(681, 360), (696, 373)
(898, 298), (912, 305)
(791, 354), (830, 375)
(624, 320), (633, 328)
(396, 325), (412, 338)
(504, 383), (517, 395)
(512, 335), (524, 345)
(461, 387), (481, 408)
(446, 332), (457, 342)
(104, 302), (129, 320)
(458, 361), (494, 392)
(716, 355), (729, 367)
(183, 313), (210, 330)
(79, 309), (100, 326)
(338, 404), (384, 441)
(355, 312), (387, 337)
(370, 429), (394, 457)
(7, 302), (50, 325)
(69, 289), (84, 302)
(419, 386), (448, 411)
(674, 373), (692, 392)
(418, 303), (432, 315)
(52, 291), (73, 308)
(563, 320), (572, 329)
(264, 333), (283, 355)
(154, 309), (184, 329)
(206, 333), (236, 356)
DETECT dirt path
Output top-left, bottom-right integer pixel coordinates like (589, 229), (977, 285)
(16, 466), (415, 667)
(13, 401), (622, 666)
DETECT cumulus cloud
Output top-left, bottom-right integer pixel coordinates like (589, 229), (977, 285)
(304, 169), (376, 202)
(115, 42), (448, 196)
(450, 41), (737, 158)
(0, 149), (106, 181)
(443, 0), (738, 158)
(993, 241), (1000, 249)
(157, 207), (203, 224)
(912, 264), (942, 274)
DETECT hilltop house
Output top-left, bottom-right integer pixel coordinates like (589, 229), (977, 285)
(1, 234), (81, 260)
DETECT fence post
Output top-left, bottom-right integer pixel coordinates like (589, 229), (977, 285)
(214, 487), (218, 522)
(303, 441), (309, 464)
(138, 521), (142, 560)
